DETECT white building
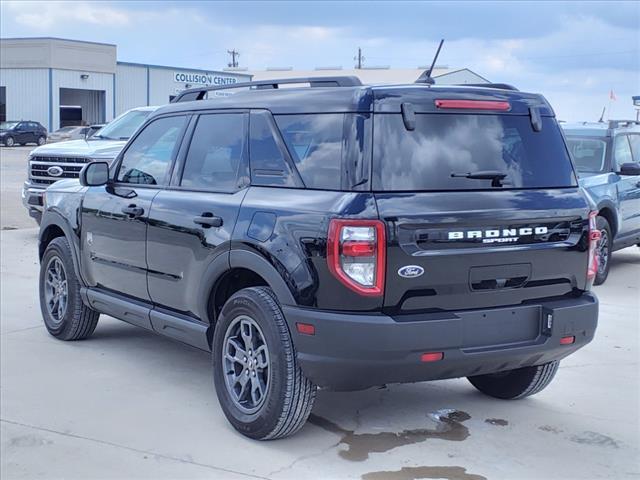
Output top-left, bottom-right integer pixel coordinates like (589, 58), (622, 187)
(0, 37), (251, 132)
(236, 66), (489, 86)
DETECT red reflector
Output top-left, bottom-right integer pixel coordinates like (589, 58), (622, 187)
(420, 352), (444, 362)
(560, 335), (575, 345)
(435, 99), (511, 111)
(590, 230), (601, 241)
(296, 323), (315, 335)
(342, 241), (376, 257)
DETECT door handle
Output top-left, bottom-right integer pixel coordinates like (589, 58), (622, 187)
(194, 212), (223, 228)
(122, 204), (144, 218)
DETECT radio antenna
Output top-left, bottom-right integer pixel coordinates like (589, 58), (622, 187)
(415, 39), (444, 84)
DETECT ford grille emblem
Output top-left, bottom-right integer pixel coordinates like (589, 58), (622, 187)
(47, 166), (63, 177)
(398, 265), (424, 278)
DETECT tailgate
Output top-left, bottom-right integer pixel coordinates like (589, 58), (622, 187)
(376, 189), (590, 313)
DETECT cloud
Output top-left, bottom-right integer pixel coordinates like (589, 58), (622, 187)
(4, 1), (130, 29)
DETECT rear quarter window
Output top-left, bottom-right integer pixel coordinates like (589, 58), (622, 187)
(373, 114), (577, 191)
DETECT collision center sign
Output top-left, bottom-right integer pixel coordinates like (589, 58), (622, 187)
(174, 72), (237, 86)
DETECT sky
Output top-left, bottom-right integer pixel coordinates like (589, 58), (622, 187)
(1, 0), (638, 121)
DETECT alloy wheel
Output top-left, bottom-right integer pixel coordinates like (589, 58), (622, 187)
(597, 229), (609, 274)
(44, 257), (68, 325)
(222, 315), (270, 414)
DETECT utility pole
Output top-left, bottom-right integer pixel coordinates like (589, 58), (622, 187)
(354, 47), (365, 69)
(227, 49), (240, 68)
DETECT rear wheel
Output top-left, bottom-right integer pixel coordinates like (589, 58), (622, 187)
(37, 135), (46, 146)
(212, 287), (316, 440)
(594, 216), (612, 286)
(39, 237), (99, 340)
(467, 361), (559, 399)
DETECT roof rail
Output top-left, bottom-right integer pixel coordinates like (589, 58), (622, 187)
(172, 76), (363, 103)
(458, 83), (519, 91)
(608, 119), (640, 129)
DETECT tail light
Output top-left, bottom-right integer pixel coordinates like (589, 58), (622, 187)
(435, 99), (511, 111)
(586, 211), (601, 283)
(327, 219), (385, 296)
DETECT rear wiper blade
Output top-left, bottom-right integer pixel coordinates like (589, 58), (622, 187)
(451, 170), (507, 187)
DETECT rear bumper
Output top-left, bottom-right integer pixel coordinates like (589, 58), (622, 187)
(283, 292), (598, 391)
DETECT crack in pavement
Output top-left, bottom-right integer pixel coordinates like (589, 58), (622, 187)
(266, 440), (342, 477)
(1, 325), (44, 335)
(1, 418), (270, 479)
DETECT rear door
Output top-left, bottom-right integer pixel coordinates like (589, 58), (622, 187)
(146, 111), (248, 319)
(372, 111), (590, 314)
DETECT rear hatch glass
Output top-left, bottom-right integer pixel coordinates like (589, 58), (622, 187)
(372, 114), (577, 191)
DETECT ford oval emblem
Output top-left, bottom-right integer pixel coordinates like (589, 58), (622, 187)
(47, 166), (63, 177)
(398, 265), (424, 278)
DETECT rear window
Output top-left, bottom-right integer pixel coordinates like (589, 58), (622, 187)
(565, 137), (608, 172)
(373, 114), (577, 191)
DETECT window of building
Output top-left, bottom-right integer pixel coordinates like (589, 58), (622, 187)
(0, 87), (6, 123)
(181, 113), (246, 192)
(117, 115), (187, 185)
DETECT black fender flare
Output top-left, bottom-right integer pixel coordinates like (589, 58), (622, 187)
(595, 199), (619, 236)
(39, 210), (87, 287)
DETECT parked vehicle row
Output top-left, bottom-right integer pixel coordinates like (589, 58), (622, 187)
(562, 120), (640, 284)
(1, 120), (47, 146)
(21, 107), (158, 224)
(47, 124), (105, 143)
(38, 77), (599, 440)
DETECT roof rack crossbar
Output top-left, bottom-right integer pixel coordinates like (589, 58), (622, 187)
(608, 119), (640, 129)
(458, 83), (519, 91)
(172, 76), (363, 103)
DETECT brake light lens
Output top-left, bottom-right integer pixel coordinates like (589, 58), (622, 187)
(435, 99), (511, 111)
(586, 211), (601, 283)
(327, 219), (386, 296)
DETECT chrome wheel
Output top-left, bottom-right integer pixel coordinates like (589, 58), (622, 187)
(222, 315), (270, 414)
(597, 228), (609, 274)
(44, 257), (68, 325)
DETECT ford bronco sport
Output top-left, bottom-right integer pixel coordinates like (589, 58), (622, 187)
(38, 76), (599, 440)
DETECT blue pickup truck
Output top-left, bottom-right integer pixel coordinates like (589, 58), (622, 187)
(562, 120), (640, 284)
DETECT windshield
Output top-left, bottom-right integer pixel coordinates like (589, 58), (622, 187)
(0, 122), (18, 130)
(94, 109), (153, 140)
(373, 114), (577, 191)
(565, 137), (608, 173)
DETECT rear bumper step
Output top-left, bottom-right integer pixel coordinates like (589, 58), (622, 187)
(283, 292), (598, 391)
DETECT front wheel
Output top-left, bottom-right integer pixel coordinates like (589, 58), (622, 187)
(594, 216), (612, 286)
(212, 287), (316, 440)
(468, 361), (559, 399)
(4, 136), (14, 147)
(39, 237), (99, 340)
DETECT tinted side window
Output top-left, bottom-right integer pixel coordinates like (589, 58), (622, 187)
(117, 115), (186, 185)
(275, 114), (344, 190)
(627, 135), (640, 164)
(249, 112), (297, 187)
(613, 135), (633, 168)
(181, 113), (246, 192)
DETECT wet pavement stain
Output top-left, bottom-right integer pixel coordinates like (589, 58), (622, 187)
(570, 431), (620, 448)
(539, 425), (563, 434)
(484, 418), (508, 426)
(308, 409), (471, 462)
(362, 466), (487, 480)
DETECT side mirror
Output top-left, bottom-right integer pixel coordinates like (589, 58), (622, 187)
(80, 162), (109, 187)
(618, 162), (640, 176)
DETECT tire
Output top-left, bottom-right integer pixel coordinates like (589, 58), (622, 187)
(594, 216), (612, 286)
(212, 286), (316, 440)
(4, 136), (14, 147)
(39, 236), (99, 340)
(467, 361), (559, 400)
(37, 136), (46, 146)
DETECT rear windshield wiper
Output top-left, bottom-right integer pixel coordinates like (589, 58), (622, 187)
(451, 170), (508, 187)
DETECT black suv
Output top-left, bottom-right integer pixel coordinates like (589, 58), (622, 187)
(38, 77), (599, 440)
(0, 120), (47, 146)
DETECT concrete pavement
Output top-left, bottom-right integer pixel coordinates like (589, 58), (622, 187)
(1, 226), (639, 479)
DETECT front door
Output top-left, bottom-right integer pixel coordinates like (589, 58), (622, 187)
(80, 114), (189, 301)
(146, 112), (248, 319)
(613, 134), (640, 236)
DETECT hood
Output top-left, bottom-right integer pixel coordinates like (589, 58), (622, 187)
(46, 178), (83, 192)
(30, 138), (126, 160)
